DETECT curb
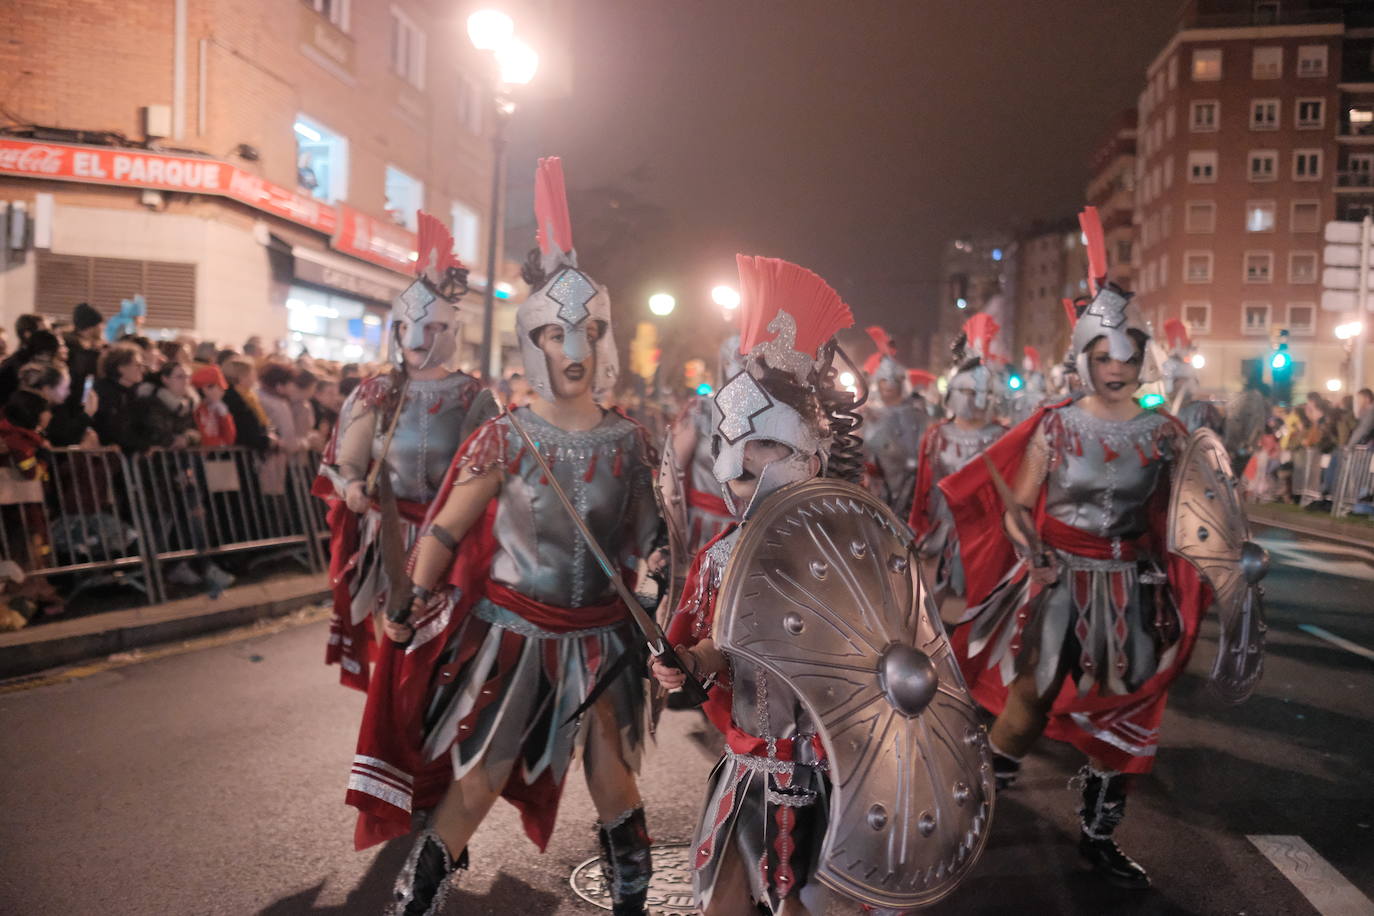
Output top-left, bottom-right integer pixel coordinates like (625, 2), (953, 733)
(0, 573), (329, 680)
(1246, 506), (1374, 550)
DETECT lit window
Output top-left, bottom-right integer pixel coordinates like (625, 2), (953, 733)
(1184, 302), (1211, 333)
(1186, 200), (1216, 233)
(1192, 48), (1222, 81)
(1184, 251), (1213, 283)
(1349, 106), (1374, 137)
(1287, 303), (1316, 335)
(1244, 251), (1273, 284)
(450, 201), (481, 266)
(1242, 303), (1271, 335)
(1296, 98), (1325, 129)
(304, 0), (350, 31)
(1291, 201), (1320, 233)
(294, 115), (348, 203)
(1246, 200), (1276, 232)
(1188, 150), (1217, 182)
(1252, 47), (1282, 79)
(390, 6), (426, 89)
(1248, 150), (1277, 182)
(1297, 45), (1328, 78)
(1293, 150), (1322, 181)
(1289, 252), (1318, 284)
(1190, 100), (1218, 131)
(1250, 99), (1279, 130)
(384, 165), (423, 230)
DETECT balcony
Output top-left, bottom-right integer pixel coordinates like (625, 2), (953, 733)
(1338, 118), (1374, 144)
(1336, 170), (1374, 193)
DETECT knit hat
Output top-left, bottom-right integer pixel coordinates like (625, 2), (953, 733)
(72, 302), (103, 331)
(190, 365), (228, 390)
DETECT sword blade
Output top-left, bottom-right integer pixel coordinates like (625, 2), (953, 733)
(506, 408), (709, 707)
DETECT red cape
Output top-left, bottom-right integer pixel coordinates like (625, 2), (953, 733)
(938, 400), (1211, 773)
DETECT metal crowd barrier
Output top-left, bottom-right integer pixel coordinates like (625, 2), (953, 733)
(1, 445), (327, 606)
(1332, 445), (1374, 519)
(1291, 447), (1327, 506)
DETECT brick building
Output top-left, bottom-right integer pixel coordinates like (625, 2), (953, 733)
(0, 0), (548, 369)
(932, 232), (1014, 370)
(1132, 1), (1374, 396)
(1010, 219), (1088, 371)
(1086, 109), (1138, 291)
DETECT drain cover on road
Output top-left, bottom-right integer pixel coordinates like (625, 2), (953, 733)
(570, 842), (697, 913)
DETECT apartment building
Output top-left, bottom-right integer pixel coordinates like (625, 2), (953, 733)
(1011, 219), (1089, 370)
(1133, 1), (1374, 395)
(1086, 109), (1139, 291)
(933, 233), (1014, 369)
(0, 0), (539, 368)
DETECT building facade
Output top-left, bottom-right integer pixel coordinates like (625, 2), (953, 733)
(0, 0), (527, 369)
(1133, 1), (1374, 397)
(1011, 219), (1088, 372)
(933, 232), (1014, 370)
(1087, 109), (1139, 291)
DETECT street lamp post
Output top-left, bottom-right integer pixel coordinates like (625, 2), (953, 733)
(467, 10), (538, 381)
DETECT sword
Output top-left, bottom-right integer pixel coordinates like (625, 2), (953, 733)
(980, 455), (1050, 568)
(506, 408), (710, 708)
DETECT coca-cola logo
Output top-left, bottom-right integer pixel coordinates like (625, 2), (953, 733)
(0, 144), (65, 174)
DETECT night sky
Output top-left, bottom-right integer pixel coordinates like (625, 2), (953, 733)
(505, 0), (1177, 352)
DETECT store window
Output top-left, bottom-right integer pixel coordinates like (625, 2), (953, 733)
(294, 115), (348, 203)
(286, 286), (385, 361)
(385, 166), (423, 230)
(450, 202), (482, 266)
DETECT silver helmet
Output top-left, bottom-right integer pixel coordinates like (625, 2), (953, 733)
(944, 312), (999, 420)
(388, 212), (469, 370)
(517, 158), (619, 402)
(1069, 282), (1157, 394)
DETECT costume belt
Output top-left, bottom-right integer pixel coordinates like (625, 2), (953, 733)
(483, 580), (627, 634)
(724, 729), (827, 765)
(1042, 516), (1144, 563)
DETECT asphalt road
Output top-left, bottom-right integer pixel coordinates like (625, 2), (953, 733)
(1, 523), (1372, 915)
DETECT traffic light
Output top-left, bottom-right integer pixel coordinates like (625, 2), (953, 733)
(1270, 328), (1293, 406)
(1007, 373), (1023, 391)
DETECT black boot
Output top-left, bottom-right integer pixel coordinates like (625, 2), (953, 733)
(989, 740), (1023, 790)
(1072, 765), (1149, 889)
(596, 806), (653, 916)
(388, 829), (470, 916)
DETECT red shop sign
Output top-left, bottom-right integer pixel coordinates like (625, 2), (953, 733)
(331, 204), (416, 275)
(0, 139), (337, 236)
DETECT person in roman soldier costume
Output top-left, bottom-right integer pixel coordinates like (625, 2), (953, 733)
(939, 206), (1267, 889)
(346, 159), (661, 916)
(861, 325), (931, 520)
(315, 212), (496, 691)
(908, 313), (1007, 609)
(1008, 345), (1049, 426)
(1160, 318), (1222, 434)
(653, 255), (992, 915)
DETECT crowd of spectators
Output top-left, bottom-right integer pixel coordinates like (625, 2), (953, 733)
(1241, 386), (1374, 507)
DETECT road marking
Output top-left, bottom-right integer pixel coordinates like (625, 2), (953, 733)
(1254, 535), (1374, 582)
(1297, 624), (1374, 663)
(0, 605), (330, 696)
(1248, 835), (1374, 916)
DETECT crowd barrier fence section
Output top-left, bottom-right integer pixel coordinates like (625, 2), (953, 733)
(1331, 445), (1374, 519)
(2, 446), (330, 605)
(1291, 448), (1326, 507)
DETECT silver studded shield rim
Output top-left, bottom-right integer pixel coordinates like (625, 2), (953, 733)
(715, 479), (994, 908)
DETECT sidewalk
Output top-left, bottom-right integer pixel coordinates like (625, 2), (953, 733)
(0, 573), (328, 680)
(1247, 501), (1374, 546)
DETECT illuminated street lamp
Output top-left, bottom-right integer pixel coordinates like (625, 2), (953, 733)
(468, 9), (539, 380)
(711, 285), (740, 311)
(648, 292), (676, 317)
(1327, 378), (1344, 393)
(1336, 321), (1364, 340)
(1190, 353), (1206, 370)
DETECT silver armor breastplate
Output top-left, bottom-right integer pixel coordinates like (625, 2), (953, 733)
(708, 529), (820, 755)
(867, 402), (928, 490)
(689, 396), (719, 498)
(934, 422), (1005, 481)
(490, 407), (656, 608)
(380, 373), (479, 503)
(1043, 404), (1172, 540)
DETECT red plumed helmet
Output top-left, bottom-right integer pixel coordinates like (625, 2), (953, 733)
(1164, 318), (1191, 352)
(962, 312), (1000, 362)
(736, 255), (854, 374)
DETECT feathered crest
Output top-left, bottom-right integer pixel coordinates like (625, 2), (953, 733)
(1078, 205), (1107, 294)
(1164, 317), (1191, 351)
(414, 211), (469, 301)
(866, 325), (896, 357)
(736, 255), (854, 363)
(962, 312), (1000, 362)
(534, 157), (574, 267)
(908, 369), (936, 388)
(1061, 297), (1078, 329)
(863, 351), (884, 375)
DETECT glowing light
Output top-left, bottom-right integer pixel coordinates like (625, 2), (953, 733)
(711, 285), (741, 310)
(696, 383), (713, 396)
(1336, 321), (1364, 341)
(839, 371), (856, 388)
(363, 315), (382, 327)
(1190, 353), (1206, 369)
(1271, 351), (1290, 370)
(648, 292), (676, 316)
(466, 10), (514, 51)
(293, 121), (322, 142)
(496, 38), (539, 85)
(494, 282), (514, 300)
(1326, 378), (1343, 392)
(1138, 392), (1166, 409)
(1007, 374), (1023, 390)
(991, 248), (1003, 262)
(956, 297), (968, 310)
(342, 343), (364, 359)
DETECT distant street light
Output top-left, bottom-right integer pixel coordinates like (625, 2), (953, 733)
(1336, 321), (1364, 341)
(1190, 353), (1206, 370)
(839, 371), (856, 388)
(711, 285), (740, 310)
(648, 292), (676, 316)
(466, 9), (514, 50)
(1327, 378), (1344, 392)
(495, 38), (539, 85)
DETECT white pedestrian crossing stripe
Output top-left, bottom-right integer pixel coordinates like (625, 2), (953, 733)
(1254, 536), (1374, 582)
(1248, 835), (1374, 916)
